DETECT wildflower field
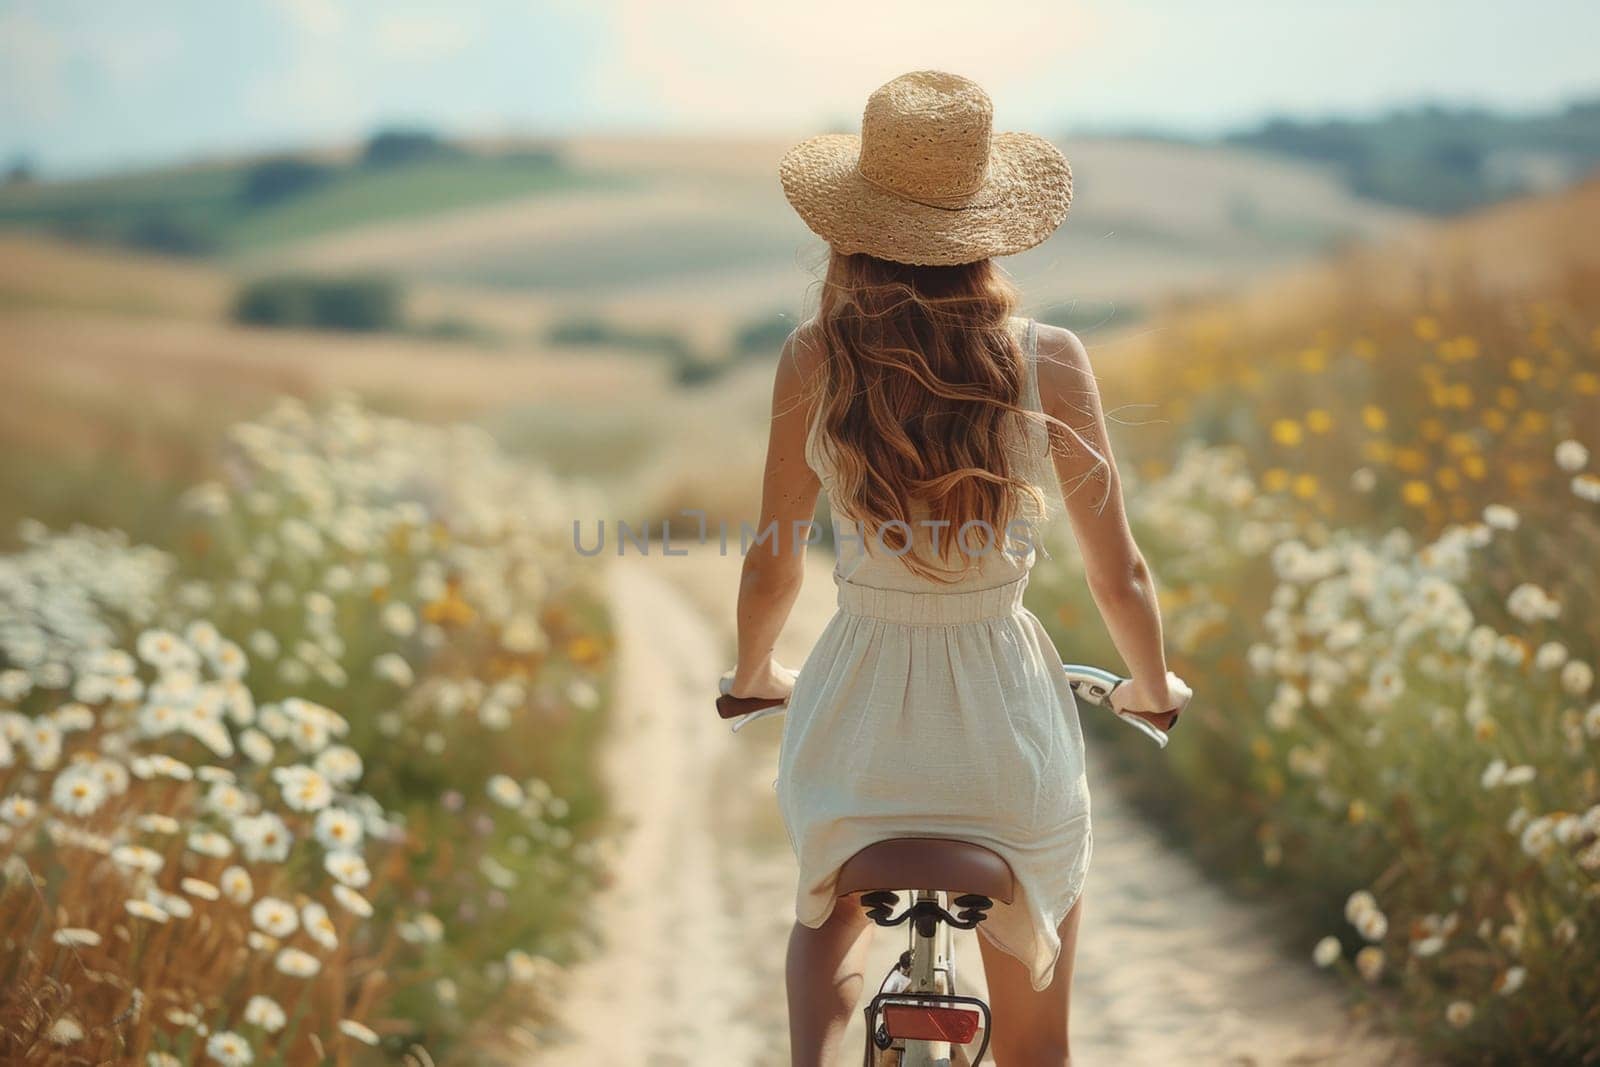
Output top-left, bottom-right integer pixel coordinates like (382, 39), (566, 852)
(0, 400), (613, 1064)
(1034, 186), (1600, 1062)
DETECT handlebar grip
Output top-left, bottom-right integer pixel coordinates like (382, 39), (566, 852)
(716, 693), (788, 720)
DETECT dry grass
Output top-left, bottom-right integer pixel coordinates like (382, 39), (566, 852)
(0, 236), (230, 321)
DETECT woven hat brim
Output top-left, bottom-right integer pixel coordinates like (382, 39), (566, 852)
(779, 131), (1071, 267)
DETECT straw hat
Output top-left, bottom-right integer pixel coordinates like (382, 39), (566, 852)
(780, 70), (1071, 267)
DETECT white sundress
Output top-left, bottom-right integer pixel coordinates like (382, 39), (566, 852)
(777, 317), (1092, 992)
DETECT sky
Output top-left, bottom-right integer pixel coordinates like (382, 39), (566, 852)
(3, 0), (1599, 176)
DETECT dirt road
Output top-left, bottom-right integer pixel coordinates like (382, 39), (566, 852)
(530, 553), (1405, 1065)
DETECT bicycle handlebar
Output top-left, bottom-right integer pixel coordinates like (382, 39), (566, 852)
(718, 664), (1173, 746)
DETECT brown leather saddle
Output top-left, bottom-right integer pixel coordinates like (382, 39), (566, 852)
(835, 837), (1015, 903)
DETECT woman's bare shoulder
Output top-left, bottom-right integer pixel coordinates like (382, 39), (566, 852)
(783, 317), (828, 380)
(1031, 322), (1097, 404)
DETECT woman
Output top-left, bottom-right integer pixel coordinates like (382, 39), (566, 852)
(727, 71), (1191, 1066)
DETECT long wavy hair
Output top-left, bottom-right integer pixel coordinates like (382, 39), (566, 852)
(806, 252), (1053, 579)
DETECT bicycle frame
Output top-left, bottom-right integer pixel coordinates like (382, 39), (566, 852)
(862, 888), (992, 1066)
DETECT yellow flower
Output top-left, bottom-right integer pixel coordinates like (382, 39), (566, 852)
(1402, 480), (1433, 506)
(1461, 454), (1487, 481)
(1482, 409), (1508, 433)
(1396, 448), (1428, 474)
(1263, 468), (1291, 493)
(1305, 409), (1333, 434)
(1496, 386), (1520, 409)
(1576, 372), (1599, 396)
(1362, 440), (1394, 464)
(1348, 799), (1368, 824)
(1436, 468), (1461, 492)
(1298, 348), (1327, 373)
(1292, 474), (1320, 500)
(1361, 405), (1388, 432)
(1509, 358), (1534, 382)
(1271, 419), (1304, 447)
(1446, 432), (1477, 457)
(1448, 383), (1474, 408)
(1414, 315), (1441, 341)
(567, 635), (604, 665)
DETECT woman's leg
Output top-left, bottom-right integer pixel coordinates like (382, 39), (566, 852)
(977, 897), (1084, 1066)
(786, 901), (875, 1067)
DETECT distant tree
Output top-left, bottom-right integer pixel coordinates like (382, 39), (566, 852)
(4, 154), (35, 185)
(1426, 140), (1485, 180)
(506, 143), (563, 168)
(361, 127), (461, 168)
(241, 157), (334, 206)
(234, 275), (402, 332)
(1564, 97), (1600, 119)
(731, 311), (794, 358)
(124, 215), (218, 257)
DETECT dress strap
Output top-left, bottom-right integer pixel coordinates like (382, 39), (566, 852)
(1015, 318), (1055, 504)
(1020, 317), (1043, 416)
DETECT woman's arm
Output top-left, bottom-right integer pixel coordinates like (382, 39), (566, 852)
(1036, 324), (1189, 728)
(728, 330), (823, 700)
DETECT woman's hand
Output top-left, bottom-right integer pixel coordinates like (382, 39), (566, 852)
(723, 659), (798, 702)
(1112, 671), (1192, 733)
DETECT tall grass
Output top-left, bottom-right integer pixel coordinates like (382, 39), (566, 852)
(0, 400), (612, 1064)
(1032, 195), (1600, 1062)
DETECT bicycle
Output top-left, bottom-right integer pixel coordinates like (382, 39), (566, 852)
(715, 663), (1174, 1066)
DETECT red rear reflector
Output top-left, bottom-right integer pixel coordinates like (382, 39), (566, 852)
(882, 1004), (982, 1043)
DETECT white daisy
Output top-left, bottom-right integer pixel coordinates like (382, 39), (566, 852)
(323, 850), (371, 889)
(181, 877), (221, 901)
(125, 899), (169, 923)
(272, 765), (332, 813)
(1, 795), (38, 824)
(111, 844), (164, 876)
(251, 896), (299, 938)
(275, 947), (321, 977)
(187, 830), (234, 859)
(487, 774), (525, 809)
(204, 1029), (253, 1066)
(331, 883), (374, 918)
(51, 767), (108, 817)
(338, 1019), (379, 1046)
(232, 812), (292, 863)
(313, 745), (362, 786)
(219, 865), (254, 905)
(313, 807), (363, 851)
(1555, 439), (1590, 472)
(52, 927), (102, 947)
(47, 1015), (85, 1044)
(302, 901), (338, 949)
(243, 994), (286, 1033)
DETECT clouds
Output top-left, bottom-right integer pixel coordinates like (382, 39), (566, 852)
(0, 7), (68, 124)
(582, 0), (1126, 130)
(2, 0), (1596, 175)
